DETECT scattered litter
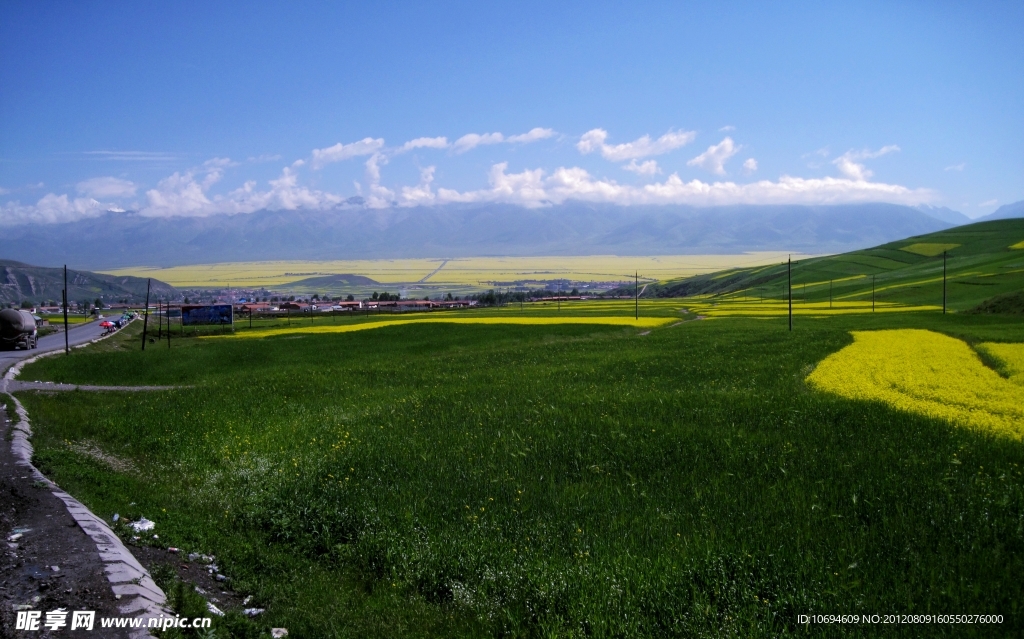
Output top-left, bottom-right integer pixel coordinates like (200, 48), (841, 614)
(7, 543), (19, 549)
(7, 533), (23, 542)
(243, 608), (265, 617)
(271, 630), (288, 638)
(12, 528), (31, 534)
(112, 514), (119, 522)
(132, 536), (140, 541)
(188, 553), (200, 562)
(13, 604), (32, 611)
(50, 566), (59, 572)
(207, 602), (225, 617)
(242, 596), (253, 605)
(215, 574), (227, 582)
(129, 517), (155, 532)
(194, 586), (207, 595)
(167, 547), (180, 553)
(31, 596), (41, 605)
(152, 534), (159, 539)
(207, 565), (219, 573)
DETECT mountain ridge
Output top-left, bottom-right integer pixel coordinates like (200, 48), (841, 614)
(0, 202), (954, 270)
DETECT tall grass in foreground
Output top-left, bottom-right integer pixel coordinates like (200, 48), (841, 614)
(18, 314), (1024, 638)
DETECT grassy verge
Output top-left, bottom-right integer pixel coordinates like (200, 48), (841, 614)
(15, 308), (1024, 637)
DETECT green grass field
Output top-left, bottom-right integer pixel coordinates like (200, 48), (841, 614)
(12, 300), (1024, 638)
(645, 219), (1024, 312)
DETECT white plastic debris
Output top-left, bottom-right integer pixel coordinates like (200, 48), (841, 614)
(243, 608), (265, 617)
(112, 513), (119, 522)
(215, 574), (227, 582)
(50, 566), (59, 572)
(129, 517), (155, 532)
(7, 533), (22, 542)
(206, 602), (225, 617)
(242, 595), (253, 605)
(271, 630), (288, 638)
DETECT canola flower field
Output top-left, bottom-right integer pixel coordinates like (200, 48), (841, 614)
(11, 300), (1024, 638)
(807, 329), (1024, 439)
(98, 253), (800, 289)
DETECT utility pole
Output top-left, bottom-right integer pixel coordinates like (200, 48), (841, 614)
(141, 279), (151, 350)
(63, 265), (69, 355)
(942, 251), (947, 314)
(872, 275), (876, 313)
(635, 271), (638, 320)
(157, 298), (162, 339)
(167, 300), (171, 348)
(829, 279), (833, 309)
(787, 256), (792, 331)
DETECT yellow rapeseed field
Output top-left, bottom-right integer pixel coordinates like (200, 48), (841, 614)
(207, 315), (678, 340)
(806, 329), (1024, 438)
(683, 300), (941, 317)
(900, 242), (960, 257)
(99, 253), (804, 288)
(977, 342), (1024, 386)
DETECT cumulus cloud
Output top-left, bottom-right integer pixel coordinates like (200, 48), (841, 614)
(452, 132), (505, 154)
(76, 176), (138, 199)
(507, 127), (556, 144)
(622, 159), (661, 175)
(410, 162), (933, 209)
(397, 137), (449, 153)
(687, 138), (740, 175)
(742, 158), (758, 174)
(310, 138), (385, 169)
(832, 145), (900, 181)
(577, 128), (696, 161)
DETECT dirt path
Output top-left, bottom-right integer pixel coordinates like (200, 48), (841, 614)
(0, 405), (129, 638)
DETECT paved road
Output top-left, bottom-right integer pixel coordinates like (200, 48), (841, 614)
(0, 316), (116, 375)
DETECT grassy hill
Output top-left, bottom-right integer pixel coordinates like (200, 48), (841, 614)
(0, 260), (177, 306)
(638, 218), (1024, 312)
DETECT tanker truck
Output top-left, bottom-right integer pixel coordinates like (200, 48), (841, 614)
(0, 308), (38, 350)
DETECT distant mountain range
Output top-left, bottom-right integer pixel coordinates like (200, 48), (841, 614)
(0, 202), (972, 270)
(979, 200), (1024, 221)
(1, 260), (176, 306)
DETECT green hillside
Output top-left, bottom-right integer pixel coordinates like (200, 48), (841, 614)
(643, 219), (1024, 312)
(0, 260), (177, 306)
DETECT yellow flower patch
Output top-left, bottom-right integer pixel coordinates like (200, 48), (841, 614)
(900, 242), (960, 257)
(207, 315), (677, 340)
(977, 342), (1024, 386)
(806, 329), (1024, 439)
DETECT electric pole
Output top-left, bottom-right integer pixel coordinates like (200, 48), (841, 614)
(635, 271), (638, 320)
(141, 279), (151, 350)
(63, 265), (69, 355)
(942, 251), (947, 314)
(787, 256), (792, 331)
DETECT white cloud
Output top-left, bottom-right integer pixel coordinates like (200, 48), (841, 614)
(832, 145), (900, 181)
(76, 176), (138, 199)
(742, 158), (758, 174)
(577, 128), (696, 161)
(248, 153), (282, 163)
(397, 137), (449, 154)
(419, 162), (933, 209)
(82, 151), (178, 162)
(719, 125), (736, 132)
(622, 159), (661, 175)
(362, 153), (395, 208)
(0, 193), (110, 225)
(979, 199), (998, 207)
(687, 137), (740, 175)
(310, 138), (385, 169)
(0, 187), (8, 195)
(452, 132), (504, 154)
(400, 166), (438, 206)
(944, 163), (965, 172)
(506, 127), (556, 144)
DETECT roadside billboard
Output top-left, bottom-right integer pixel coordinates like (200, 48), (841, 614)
(181, 304), (234, 326)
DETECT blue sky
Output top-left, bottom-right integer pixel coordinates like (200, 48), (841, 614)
(1, 1), (1021, 224)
